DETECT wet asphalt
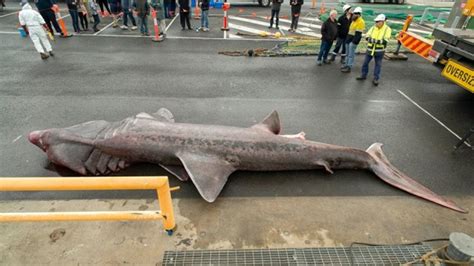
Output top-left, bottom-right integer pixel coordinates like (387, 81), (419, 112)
(0, 2), (473, 203)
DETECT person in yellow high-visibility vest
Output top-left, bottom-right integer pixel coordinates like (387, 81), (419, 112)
(356, 14), (391, 86)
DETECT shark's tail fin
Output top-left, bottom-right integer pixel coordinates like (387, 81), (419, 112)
(366, 143), (467, 213)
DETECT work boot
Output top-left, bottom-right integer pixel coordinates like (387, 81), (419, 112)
(356, 76), (366, 80)
(49, 51), (54, 57)
(340, 66), (351, 73)
(340, 56), (346, 64)
(328, 54), (335, 62)
(40, 53), (49, 60)
(372, 79), (379, 86)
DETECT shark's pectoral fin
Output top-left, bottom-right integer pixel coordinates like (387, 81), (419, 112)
(251, 110), (281, 135)
(159, 164), (191, 181)
(177, 153), (236, 202)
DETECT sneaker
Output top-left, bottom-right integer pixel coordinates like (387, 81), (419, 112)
(372, 79), (379, 86)
(40, 53), (49, 60)
(94, 28), (100, 32)
(120, 25), (128, 30)
(275, 26), (279, 29)
(356, 76), (366, 80)
(323, 60), (331, 64)
(340, 67), (351, 73)
(131, 26), (137, 30)
(49, 51), (54, 57)
(268, 25), (272, 29)
(203, 27), (209, 32)
(317, 61), (322, 66)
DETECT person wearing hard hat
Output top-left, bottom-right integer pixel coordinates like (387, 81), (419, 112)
(356, 14), (391, 86)
(328, 4), (352, 64)
(341, 6), (364, 73)
(18, 1), (54, 60)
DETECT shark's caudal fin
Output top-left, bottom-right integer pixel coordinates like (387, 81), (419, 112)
(366, 143), (467, 213)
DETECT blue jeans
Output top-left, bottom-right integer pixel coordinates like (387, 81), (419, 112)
(344, 42), (358, 68)
(361, 51), (384, 80)
(201, 10), (208, 28)
(317, 40), (333, 62)
(69, 9), (80, 32)
(139, 15), (148, 33)
(123, 8), (136, 26)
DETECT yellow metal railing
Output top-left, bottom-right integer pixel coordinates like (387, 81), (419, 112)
(0, 176), (177, 235)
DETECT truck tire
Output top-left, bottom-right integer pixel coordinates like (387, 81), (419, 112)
(258, 0), (271, 7)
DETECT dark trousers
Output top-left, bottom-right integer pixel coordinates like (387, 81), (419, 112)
(180, 9), (191, 29)
(39, 9), (63, 35)
(290, 13), (299, 29)
(331, 37), (346, 56)
(69, 9), (80, 32)
(92, 14), (101, 30)
(270, 9), (279, 27)
(123, 8), (136, 26)
(361, 51), (384, 80)
(317, 40), (333, 62)
(97, 0), (111, 13)
(79, 11), (88, 30)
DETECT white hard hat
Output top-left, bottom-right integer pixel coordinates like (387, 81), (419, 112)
(374, 14), (386, 21)
(342, 4), (351, 12)
(353, 7), (362, 14)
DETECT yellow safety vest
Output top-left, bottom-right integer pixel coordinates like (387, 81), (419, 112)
(366, 24), (392, 55)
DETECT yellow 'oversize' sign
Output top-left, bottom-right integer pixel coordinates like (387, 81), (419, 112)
(441, 59), (474, 93)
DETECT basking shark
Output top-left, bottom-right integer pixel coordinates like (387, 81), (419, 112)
(28, 108), (466, 213)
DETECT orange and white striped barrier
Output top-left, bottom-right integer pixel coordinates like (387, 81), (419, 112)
(151, 8), (164, 42)
(398, 30), (434, 59)
(221, 2), (230, 31)
(52, 4), (72, 37)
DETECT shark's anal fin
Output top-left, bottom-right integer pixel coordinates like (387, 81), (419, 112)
(159, 164), (191, 181)
(251, 110), (281, 135)
(177, 153), (236, 202)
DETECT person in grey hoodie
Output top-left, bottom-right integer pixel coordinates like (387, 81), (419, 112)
(121, 0), (137, 30)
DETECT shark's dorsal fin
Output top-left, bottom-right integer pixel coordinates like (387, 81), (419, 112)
(152, 108), (175, 123)
(177, 153), (235, 202)
(251, 110), (281, 134)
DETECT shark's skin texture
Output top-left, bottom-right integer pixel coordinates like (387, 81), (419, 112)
(28, 109), (467, 213)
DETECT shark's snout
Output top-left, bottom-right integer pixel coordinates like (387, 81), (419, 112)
(28, 130), (45, 150)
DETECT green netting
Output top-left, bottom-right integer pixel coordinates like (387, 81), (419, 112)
(318, 4), (450, 37)
(219, 38), (408, 57)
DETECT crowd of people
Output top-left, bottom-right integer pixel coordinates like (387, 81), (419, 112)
(18, 0), (392, 84)
(316, 4), (392, 86)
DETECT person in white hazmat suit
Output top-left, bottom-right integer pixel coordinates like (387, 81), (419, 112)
(19, 2), (54, 60)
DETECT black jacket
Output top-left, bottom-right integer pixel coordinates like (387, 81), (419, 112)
(200, 0), (209, 11)
(290, 0), (302, 13)
(321, 18), (338, 42)
(178, 0), (190, 10)
(35, 0), (55, 12)
(337, 14), (351, 39)
(271, 0), (283, 11)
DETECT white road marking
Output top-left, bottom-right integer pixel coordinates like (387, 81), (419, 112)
(165, 14), (179, 33)
(266, 16), (322, 29)
(0, 31), (17, 34)
(228, 33), (243, 39)
(397, 89), (472, 148)
(0, 29), (285, 41)
(12, 135), (22, 143)
(94, 20), (115, 35)
(229, 15), (271, 28)
(228, 22), (263, 35)
(0, 11), (19, 18)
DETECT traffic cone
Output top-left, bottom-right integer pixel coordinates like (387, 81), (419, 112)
(52, 5), (72, 37)
(151, 8), (164, 42)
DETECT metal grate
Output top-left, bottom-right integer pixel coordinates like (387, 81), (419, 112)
(162, 245), (432, 265)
